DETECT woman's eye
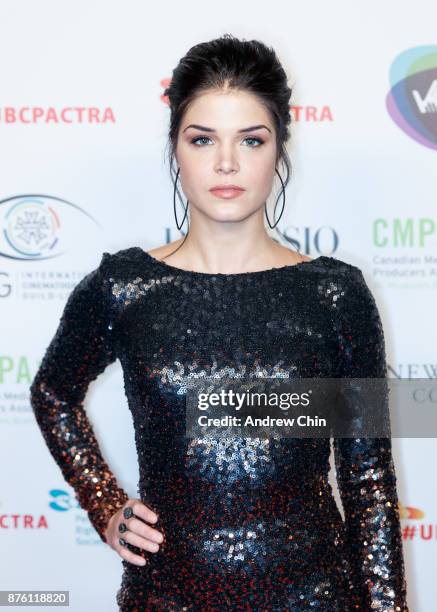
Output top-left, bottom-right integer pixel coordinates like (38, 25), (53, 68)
(243, 137), (263, 147)
(190, 136), (264, 147)
(191, 136), (212, 146)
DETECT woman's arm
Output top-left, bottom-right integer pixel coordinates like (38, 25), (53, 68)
(29, 251), (129, 543)
(332, 266), (409, 611)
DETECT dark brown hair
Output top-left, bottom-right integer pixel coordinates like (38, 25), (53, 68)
(163, 33), (294, 251)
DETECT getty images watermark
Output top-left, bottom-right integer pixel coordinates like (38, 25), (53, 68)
(184, 377), (437, 439)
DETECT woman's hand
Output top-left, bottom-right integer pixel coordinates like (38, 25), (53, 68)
(104, 498), (165, 566)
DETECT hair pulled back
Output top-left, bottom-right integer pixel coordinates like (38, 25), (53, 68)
(163, 33), (294, 242)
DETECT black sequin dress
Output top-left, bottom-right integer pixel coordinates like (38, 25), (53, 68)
(30, 246), (409, 611)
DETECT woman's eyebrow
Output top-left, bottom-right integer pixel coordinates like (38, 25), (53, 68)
(182, 124), (272, 134)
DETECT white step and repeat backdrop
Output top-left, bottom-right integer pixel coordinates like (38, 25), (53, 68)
(1, 1), (435, 610)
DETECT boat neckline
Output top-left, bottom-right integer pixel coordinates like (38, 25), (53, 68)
(135, 247), (328, 279)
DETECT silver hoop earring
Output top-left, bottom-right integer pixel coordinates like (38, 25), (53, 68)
(173, 167), (189, 230)
(265, 168), (286, 229)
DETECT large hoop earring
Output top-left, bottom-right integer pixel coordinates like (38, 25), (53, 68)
(265, 168), (286, 229)
(173, 166), (189, 230)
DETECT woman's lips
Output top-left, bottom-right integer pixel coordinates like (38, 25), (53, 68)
(209, 188), (245, 199)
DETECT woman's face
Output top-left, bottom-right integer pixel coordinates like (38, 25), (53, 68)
(175, 88), (278, 224)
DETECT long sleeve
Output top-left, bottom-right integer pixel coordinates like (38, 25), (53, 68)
(331, 266), (409, 611)
(29, 251), (129, 543)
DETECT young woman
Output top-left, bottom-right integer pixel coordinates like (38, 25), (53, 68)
(30, 34), (409, 611)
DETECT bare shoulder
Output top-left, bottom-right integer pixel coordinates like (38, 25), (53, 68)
(297, 253), (313, 264)
(146, 240), (183, 259)
(278, 247), (313, 266)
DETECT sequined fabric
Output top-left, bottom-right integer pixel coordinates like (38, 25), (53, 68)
(29, 246), (409, 611)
